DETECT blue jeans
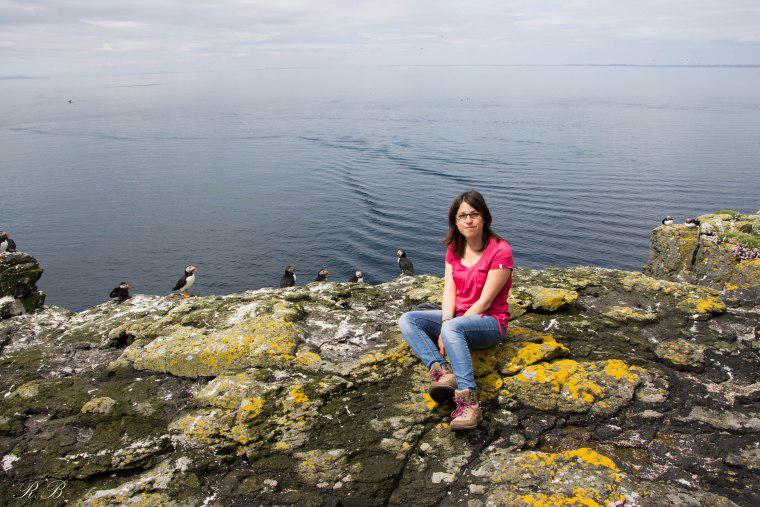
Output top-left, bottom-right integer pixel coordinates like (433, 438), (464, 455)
(398, 310), (503, 391)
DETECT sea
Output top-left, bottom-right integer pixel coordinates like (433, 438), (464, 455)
(1, 66), (759, 311)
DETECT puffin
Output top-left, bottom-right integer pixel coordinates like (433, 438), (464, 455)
(13, 278), (31, 299)
(397, 250), (414, 275)
(314, 269), (330, 282)
(280, 266), (297, 288)
(173, 265), (198, 297)
(349, 270), (364, 283)
(685, 217), (700, 228)
(0, 231), (17, 259)
(109, 282), (132, 302)
(661, 216), (674, 226)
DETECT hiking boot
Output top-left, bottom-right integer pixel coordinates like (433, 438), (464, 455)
(428, 362), (456, 403)
(450, 389), (482, 431)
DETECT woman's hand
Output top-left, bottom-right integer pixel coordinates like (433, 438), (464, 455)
(438, 333), (446, 357)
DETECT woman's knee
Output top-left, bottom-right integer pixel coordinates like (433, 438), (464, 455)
(398, 311), (417, 332)
(441, 319), (464, 343)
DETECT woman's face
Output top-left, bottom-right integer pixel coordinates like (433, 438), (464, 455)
(456, 201), (483, 241)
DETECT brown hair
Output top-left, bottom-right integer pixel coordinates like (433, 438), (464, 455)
(443, 190), (502, 258)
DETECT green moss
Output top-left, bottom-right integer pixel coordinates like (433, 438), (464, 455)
(714, 209), (741, 218)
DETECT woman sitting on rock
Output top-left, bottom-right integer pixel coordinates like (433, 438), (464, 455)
(399, 190), (513, 430)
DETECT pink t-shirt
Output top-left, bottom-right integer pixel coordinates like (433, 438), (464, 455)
(445, 237), (514, 333)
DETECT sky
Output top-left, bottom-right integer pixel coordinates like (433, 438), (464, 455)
(1, 0), (759, 77)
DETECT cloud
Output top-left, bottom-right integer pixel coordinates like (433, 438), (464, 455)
(0, 0), (758, 75)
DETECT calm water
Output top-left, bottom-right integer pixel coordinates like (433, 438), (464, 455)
(1, 67), (759, 311)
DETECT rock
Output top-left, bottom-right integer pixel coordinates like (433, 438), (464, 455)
(724, 446), (760, 471)
(644, 210), (760, 293)
(528, 287), (579, 312)
(654, 339), (706, 369)
(675, 294), (726, 320)
(0, 296), (25, 319)
(643, 224), (700, 279)
(501, 359), (643, 415)
(81, 396), (117, 415)
(469, 447), (641, 506)
(0, 252), (45, 315)
(0, 247), (758, 505)
(680, 406), (760, 432)
(123, 316), (299, 377)
(602, 305), (658, 324)
(431, 472), (455, 484)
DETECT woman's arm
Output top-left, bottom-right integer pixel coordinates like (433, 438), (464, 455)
(463, 268), (512, 316)
(441, 262), (456, 320)
(438, 262), (457, 356)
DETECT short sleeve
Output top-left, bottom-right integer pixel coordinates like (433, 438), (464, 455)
(489, 241), (514, 270)
(445, 244), (455, 265)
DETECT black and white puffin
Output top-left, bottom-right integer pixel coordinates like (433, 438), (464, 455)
(173, 265), (198, 297)
(661, 216), (674, 226)
(13, 278), (31, 299)
(685, 217), (700, 228)
(109, 282), (132, 302)
(314, 269), (330, 282)
(349, 270), (364, 283)
(280, 266), (297, 288)
(396, 250), (414, 275)
(0, 231), (17, 259)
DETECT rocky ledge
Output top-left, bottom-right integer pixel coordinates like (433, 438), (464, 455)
(0, 252), (45, 319)
(1, 212), (758, 506)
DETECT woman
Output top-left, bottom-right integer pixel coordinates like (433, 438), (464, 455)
(398, 190), (513, 431)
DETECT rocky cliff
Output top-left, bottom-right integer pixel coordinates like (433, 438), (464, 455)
(644, 210), (760, 301)
(0, 252), (45, 319)
(0, 215), (758, 506)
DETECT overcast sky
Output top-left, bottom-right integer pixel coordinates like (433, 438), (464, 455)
(2, 0), (759, 76)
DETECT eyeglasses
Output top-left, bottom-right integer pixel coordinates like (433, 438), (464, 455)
(456, 211), (482, 222)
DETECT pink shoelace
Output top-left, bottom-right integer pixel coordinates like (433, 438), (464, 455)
(429, 369), (444, 381)
(451, 396), (476, 419)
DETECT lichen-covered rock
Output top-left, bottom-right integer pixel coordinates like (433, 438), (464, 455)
(1, 255), (758, 506)
(0, 252), (45, 314)
(528, 286), (579, 311)
(675, 293), (726, 320)
(644, 210), (760, 293)
(654, 339), (706, 369)
(123, 316), (299, 377)
(81, 396), (117, 415)
(501, 359), (643, 415)
(643, 224), (700, 278)
(602, 305), (658, 324)
(468, 447), (639, 506)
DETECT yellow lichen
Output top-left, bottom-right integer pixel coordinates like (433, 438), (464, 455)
(288, 385), (309, 404)
(239, 397), (264, 418)
(602, 359), (639, 383)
